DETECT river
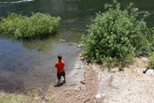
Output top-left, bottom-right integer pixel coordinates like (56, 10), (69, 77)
(0, 0), (154, 93)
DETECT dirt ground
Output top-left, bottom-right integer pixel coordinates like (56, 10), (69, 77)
(43, 62), (103, 103)
(32, 57), (154, 103)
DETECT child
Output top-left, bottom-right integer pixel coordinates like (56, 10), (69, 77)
(54, 55), (66, 87)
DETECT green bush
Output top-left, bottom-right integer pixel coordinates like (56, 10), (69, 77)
(148, 52), (154, 69)
(146, 27), (154, 69)
(0, 12), (61, 39)
(82, 0), (149, 64)
(146, 27), (154, 51)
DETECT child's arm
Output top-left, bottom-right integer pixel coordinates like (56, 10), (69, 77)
(55, 62), (58, 68)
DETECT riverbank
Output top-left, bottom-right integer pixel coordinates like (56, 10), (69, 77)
(44, 56), (154, 103)
(0, 56), (154, 103)
(95, 57), (154, 103)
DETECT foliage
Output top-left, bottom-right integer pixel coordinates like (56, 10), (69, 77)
(148, 52), (154, 69)
(82, 0), (149, 64)
(0, 12), (61, 39)
(146, 27), (154, 69)
(146, 27), (154, 51)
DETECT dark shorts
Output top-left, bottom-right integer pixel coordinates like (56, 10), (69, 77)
(57, 71), (65, 80)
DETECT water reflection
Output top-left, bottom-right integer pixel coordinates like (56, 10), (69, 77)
(59, 28), (83, 44)
(0, 28), (82, 52)
(19, 35), (60, 53)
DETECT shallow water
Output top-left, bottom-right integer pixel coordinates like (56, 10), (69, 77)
(0, 0), (154, 93)
(0, 28), (82, 92)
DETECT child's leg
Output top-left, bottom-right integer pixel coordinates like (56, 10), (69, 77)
(57, 73), (61, 85)
(63, 71), (66, 83)
(63, 76), (66, 81)
(58, 79), (60, 85)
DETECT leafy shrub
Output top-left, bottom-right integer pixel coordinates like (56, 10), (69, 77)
(148, 52), (154, 69)
(0, 12), (61, 39)
(82, 0), (149, 64)
(146, 27), (154, 51)
(146, 27), (154, 69)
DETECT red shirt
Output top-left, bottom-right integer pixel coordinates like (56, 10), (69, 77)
(55, 60), (65, 73)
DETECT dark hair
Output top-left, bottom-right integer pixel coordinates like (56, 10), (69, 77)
(58, 55), (62, 60)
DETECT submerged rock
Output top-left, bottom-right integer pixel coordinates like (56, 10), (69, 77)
(76, 44), (83, 49)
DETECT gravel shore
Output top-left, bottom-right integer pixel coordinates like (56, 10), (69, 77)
(42, 56), (154, 103)
(95, 57), (154, 103)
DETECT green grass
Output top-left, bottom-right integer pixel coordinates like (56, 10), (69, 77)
(0, 93), (29, 103)
(0, 90), (43, 103)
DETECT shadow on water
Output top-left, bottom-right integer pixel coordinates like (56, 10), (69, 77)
(0, 79), (24, 93)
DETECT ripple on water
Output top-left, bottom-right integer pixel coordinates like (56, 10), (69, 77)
(0, 0), (34, 4)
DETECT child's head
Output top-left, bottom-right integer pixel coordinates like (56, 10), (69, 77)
(58, 55), (62, 61)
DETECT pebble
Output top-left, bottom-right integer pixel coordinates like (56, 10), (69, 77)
(95, 93), (102, 99)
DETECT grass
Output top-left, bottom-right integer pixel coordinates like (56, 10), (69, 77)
(0, 91), (30, 103)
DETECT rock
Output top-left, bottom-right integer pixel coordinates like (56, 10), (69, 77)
(146, 69), (154, 75)
(76, 44), (83, 49)
(95, 93), (102, 99)
(141, 57), (149, 61)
